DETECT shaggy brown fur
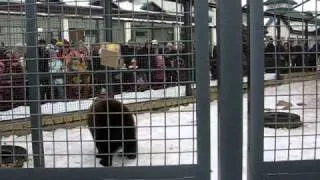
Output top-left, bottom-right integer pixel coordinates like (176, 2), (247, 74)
(87, 99), (137, 166)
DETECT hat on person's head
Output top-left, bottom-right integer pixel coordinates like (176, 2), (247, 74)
(166, 42), (173, 47)
(63, 39), (70, 48)
(151, 39), (158, 45)
(56, 40), (63, 47)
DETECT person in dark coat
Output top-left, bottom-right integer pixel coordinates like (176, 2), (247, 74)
(210, 46), (217, 80)
(136, 42), (153, 83)
(120, 43), (137, 92)
(275, 41), (286, 74)
(121, 44), (135, 68)
(38, 39), (52, 102)
(291, 43), (303, 72)
(164, 43), (178, 85)
(176, 44), (188, 83)
(264, 39), (276, 73)
(308, 42), (319, 71)
(87, 44), (106, 97)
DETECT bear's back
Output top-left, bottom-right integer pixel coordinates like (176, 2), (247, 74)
(88, 99), (133, 128)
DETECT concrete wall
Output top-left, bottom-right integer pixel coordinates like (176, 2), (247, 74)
(129, 21), (175, 44)
(0, 15), (25, 47)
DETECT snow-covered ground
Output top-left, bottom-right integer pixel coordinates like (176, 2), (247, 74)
(0, 74), (276, 121)
(1, 79), (318, 179)
(263, 80), (320, 162)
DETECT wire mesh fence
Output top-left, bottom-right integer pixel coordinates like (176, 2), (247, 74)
(262, 0), (320, 163)
(3, 0), (320, 178)
(0, 0), (201, 169)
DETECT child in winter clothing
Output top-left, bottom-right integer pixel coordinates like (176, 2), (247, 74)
(47, 41), (65, 99)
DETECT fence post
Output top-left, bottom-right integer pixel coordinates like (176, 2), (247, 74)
(247, 0), (264, 179)
(183, 0), (192, 96)
(103, 0), (113, 42)
(216, 0), (243, 179)
(25, 0), (45, 168)
(194, 0), (211, 179)
(103, 0), (114, 98)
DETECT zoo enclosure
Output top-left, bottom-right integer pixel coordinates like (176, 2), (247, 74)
(0, 0), (211, 179)
(0, 0), (320, 180)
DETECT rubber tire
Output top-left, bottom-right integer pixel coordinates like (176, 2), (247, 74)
(264, 112), (303, 129)
(1, 145), (28, 167)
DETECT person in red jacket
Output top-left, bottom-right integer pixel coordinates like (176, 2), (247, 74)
(0, 50), (25, 111)
(0, 61), (4, 75)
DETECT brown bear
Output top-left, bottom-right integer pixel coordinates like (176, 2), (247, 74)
(87, 98), (137, 166)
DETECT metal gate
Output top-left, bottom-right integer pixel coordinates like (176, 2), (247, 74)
(247, 0), (320, 179)
(0, 0), (210, 179)
(2, 0), (319, 179)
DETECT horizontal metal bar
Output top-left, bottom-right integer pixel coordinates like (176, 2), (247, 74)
(0, 165), (198, 180)
(262, 160), (320, 174)
(265, 172), (320, 180)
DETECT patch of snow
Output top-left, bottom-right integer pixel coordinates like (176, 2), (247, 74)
(117, 1), (146, 12)
(208, 73), (277, 87)
(0, 85), (186, 121)
(62, 0), (91, 7)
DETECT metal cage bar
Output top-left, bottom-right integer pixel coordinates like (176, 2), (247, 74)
(0, 165), (198, 180)
(25, 0), (45, 168)
(194, 0), (210, 179)
(247, 0), (264, 179)
(216, 0), (243, 180)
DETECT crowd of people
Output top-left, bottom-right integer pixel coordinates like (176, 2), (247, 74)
(264, 39), (319, 73)
(208, 39), (320, 81)
(1, 37), (319, 111)
(0, 39), (190, 111)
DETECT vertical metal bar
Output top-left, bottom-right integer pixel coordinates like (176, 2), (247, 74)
(102, 0), (114, 97)
(183, 0), (192, 96)
(96, 19), (100, 43)
(247, 0), (264, 179)
(151, 22), (155, 40)
(246, 6), (252, 180)
(103, 0), (113, 42)
(304, 22), (309, 50)
(216, 0), (243, 179)
(276, 17), (281, 41)
(25, 0), (45, 168)
(59, 16), (62, 40)
(46, 7), (51, 42)
(194, 0), (210, 179)
(304, 22), (309, 71)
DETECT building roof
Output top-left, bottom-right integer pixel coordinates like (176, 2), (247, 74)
(265, 8), (319, 23)
(263, 12), (320, 36)
(0, 1), (185, 23)
(264, 0), (297, 6)
(141, 2), (165, 12)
